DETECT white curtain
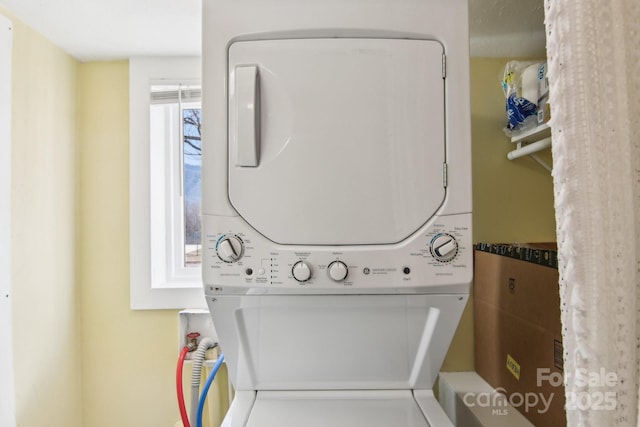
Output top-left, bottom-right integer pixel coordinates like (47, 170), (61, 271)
(544, 0), (640, 425)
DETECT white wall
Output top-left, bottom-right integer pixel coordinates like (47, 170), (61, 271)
(0, 13), (16, 427)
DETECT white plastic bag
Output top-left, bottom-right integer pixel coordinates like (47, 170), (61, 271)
(501, 60), (544, 136)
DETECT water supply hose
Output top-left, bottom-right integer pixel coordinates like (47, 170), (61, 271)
(197, 353), (225, 427)
(176, 346), (191, 427)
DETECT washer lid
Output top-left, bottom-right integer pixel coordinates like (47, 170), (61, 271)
(246, 390), (430, 427)
(227, 38), (446, 245)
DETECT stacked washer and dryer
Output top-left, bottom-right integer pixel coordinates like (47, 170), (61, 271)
(201, 0), (472, 425)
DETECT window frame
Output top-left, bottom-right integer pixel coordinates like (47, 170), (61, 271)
(129, 57), (206, 310)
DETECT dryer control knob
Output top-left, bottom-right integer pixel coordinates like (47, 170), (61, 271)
(327, 261), (349, 282)
(217, 235), (244, 263)
(430, 233), (458, 262)
(292, 261), (312, 282)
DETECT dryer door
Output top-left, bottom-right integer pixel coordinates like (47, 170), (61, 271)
(228, 38), (445, 245)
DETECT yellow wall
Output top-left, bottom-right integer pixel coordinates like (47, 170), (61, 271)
(6, 10), (83, 427)
(441, 57), (556, 372)
(470, 58), (556, 244)
(76, 61), (183, 426)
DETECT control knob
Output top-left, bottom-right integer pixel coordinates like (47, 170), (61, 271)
(216, 235), (244, 263)
(430, 233), (459, 262)
(327, 261), (349, 282)
(292, 261), (312, 282)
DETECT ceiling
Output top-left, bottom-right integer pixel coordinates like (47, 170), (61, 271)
(0, 0), (546, 62)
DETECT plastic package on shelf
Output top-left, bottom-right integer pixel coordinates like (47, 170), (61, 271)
(501, 60), (547, 137)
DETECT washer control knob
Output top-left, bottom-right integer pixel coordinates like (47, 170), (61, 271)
(430, 233), (459, 262)
(216, 235), (244, 263)
(328, 261), (349, 282)
(292, 261), (312, 282)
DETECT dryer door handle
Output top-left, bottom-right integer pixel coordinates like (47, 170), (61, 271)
(233, 65), (260, 167)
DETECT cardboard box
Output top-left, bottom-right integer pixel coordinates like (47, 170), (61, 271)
(474, 243), (565, 427)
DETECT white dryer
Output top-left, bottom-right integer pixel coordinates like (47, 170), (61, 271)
(201, 1), (472, 425)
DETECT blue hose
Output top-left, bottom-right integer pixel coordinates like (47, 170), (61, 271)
(196, 353), (225, 427)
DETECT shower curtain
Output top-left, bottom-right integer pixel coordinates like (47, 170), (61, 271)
(544, 0), (640, 425)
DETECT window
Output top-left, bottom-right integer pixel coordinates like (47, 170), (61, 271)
(182, 106), (202, 267)
(149, 84), (202, 277)
(130, 57), (206, 309)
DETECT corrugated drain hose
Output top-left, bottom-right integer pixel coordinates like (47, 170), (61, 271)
(190, 338), (217, 425)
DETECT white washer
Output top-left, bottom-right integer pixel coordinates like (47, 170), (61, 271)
(202, 1), (472, 425)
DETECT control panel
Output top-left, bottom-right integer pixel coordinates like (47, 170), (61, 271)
(203, 213), (471, 295)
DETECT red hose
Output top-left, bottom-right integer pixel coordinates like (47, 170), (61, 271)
(176, 346), (191, 427)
